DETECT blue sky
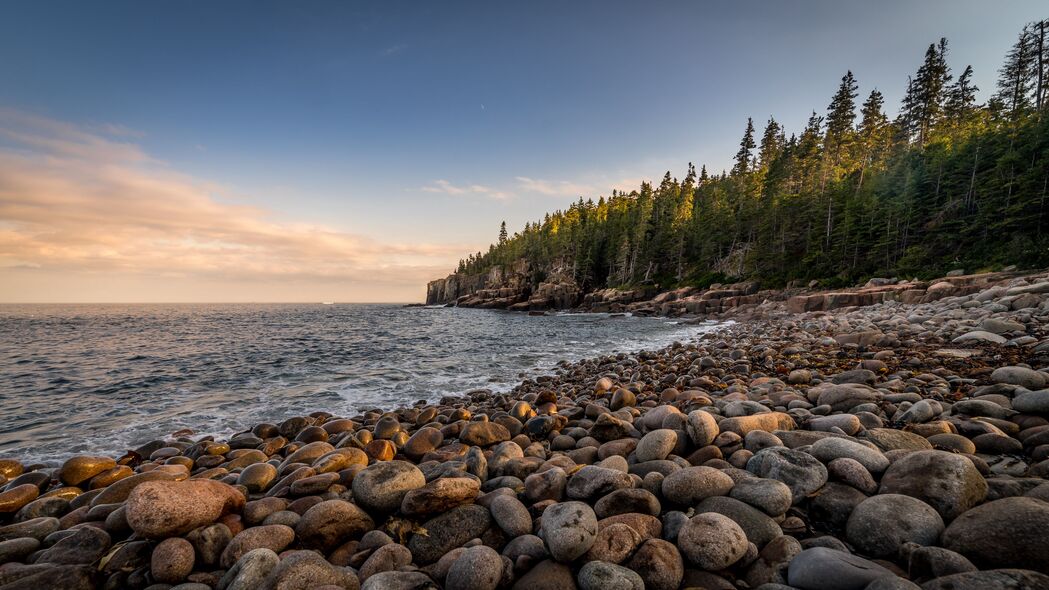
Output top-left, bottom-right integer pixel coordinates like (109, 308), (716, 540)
(0, 1), (1044, 301)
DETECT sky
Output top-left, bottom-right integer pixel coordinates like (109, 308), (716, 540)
(0, 1), (1045, 303)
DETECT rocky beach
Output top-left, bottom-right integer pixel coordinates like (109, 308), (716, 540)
(2, 269), (1049, 590)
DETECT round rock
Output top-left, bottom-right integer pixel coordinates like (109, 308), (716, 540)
(351, 460), (426, 514)
(541, 500), (598, 562)
(846, 494), (944, 558)
(677, 512), (748, 570)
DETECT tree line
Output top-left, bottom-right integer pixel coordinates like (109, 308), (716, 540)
(453, 19), (1049, 290)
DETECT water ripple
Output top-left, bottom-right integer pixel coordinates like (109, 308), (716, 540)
(0, 303), (719, 464)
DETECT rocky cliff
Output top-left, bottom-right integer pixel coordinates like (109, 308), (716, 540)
(425, 260), (585, 311)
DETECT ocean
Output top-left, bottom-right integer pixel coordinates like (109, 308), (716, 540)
(0, 303), (720, 464)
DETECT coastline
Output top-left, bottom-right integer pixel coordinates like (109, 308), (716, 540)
(0, 270), (1048, 588)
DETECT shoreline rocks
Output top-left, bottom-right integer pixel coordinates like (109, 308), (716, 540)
(2, 267), (1049, 588)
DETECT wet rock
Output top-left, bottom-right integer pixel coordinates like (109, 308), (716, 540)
(400, 477), (480, 517)
(58, 456), (116, 487)
(0, 485), (39, 514)
(125, 479), (243, 538)
(403, 427), (444, 461)
(295, 499), (374, 551)
(460, 422), (511, 446)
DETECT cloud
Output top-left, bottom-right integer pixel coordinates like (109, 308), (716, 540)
(420, 179), (512, 200)
(515, 176), (595, 197)
(0, 109), (472, 301)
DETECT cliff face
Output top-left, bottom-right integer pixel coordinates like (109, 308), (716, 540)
(426, 260), (530, 307)
(425, 260), (584, 311)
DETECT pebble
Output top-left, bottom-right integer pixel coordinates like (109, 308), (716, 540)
(446, 545), (504, 590)
(351, 460), (426, 513)
(677, 512), (748, 569)
(125, 479), (243, 538)
(577, 560), (644, 590)
(151, 537), (195, 583)
(541, 500), (598, 562)
(294, 499), (374, 551)
(660, 466), (733, 505)
(747, 447), (828, 502)
(942, 496), (1049, 574)
(878, 450), (987, 521)
(845, 494), (944, 558)
(786, 547), (894, 590)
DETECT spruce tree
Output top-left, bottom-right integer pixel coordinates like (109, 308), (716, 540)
(732, 118), (756, 177)
(945, 65), (979, 125)
(499, 221), (508, 244)
(758, 117), (784, 171)
(996, 25), (1037, 118)
(826, 71), (859, 147)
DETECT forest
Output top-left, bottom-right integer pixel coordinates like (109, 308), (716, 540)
(450, 18), (1049, 291)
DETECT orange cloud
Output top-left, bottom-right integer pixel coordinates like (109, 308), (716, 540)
(0, 109), (471, 302)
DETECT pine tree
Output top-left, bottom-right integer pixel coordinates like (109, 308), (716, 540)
(944, 65), (979, 125)
(499, 221), (508, 244)
(732, 118), (756, 176)
(826, 71), (859, 148)
(996, 25), (1038, 118)
(912, 39), (952, 145)
(758, 117), (784, 171)
(855, 89), (889, 193)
